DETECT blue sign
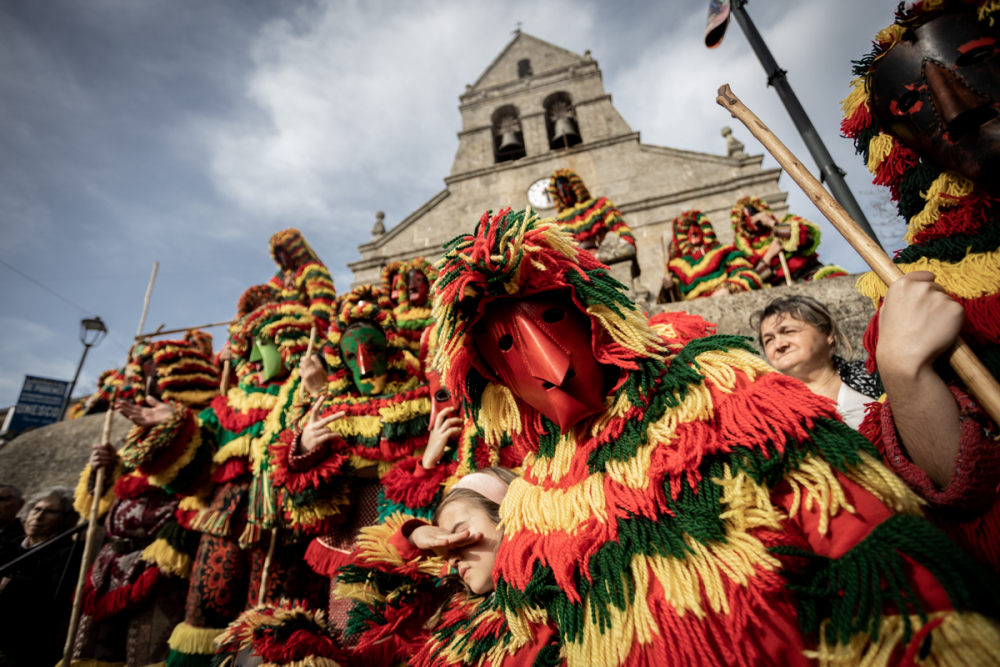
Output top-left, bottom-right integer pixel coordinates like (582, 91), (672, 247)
(8, 376), (70, 433)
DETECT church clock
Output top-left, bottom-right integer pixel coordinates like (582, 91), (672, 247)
(527, 178), (554, 210)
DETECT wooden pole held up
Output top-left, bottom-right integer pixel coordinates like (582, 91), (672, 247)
(257, 528), (279, 606)
(777, 250), (793, 287)
(61, 399), (116, 667)
(716, 83), (1000, 426)
(220, 359), (232, 397)
(135, 320), (233, 340)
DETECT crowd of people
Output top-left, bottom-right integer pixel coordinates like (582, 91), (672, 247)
(2, 1), (1000, 665)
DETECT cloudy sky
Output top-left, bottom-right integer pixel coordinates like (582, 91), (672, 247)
(0, 0), (905, 408)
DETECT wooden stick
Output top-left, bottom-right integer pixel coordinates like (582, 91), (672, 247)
(136, 262), (159, 338)
(257, 527), (279, 606)
(777, 250), (793, 287)
(299, 326), (318, 399)
(135, 320), (233, 340)
(716, 83), (1000, 426)
(660, 233), (676, 303)
(220, 359), (232, 397)
(61, 400), (116, 667)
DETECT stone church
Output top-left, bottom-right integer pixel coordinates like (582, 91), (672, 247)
(348, 30), (790, 297)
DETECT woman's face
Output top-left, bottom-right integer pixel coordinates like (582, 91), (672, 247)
(760, 313), (835, 377)
(436, 499), (502, 595)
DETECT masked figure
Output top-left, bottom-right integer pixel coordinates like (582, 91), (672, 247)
(71, 332), (219, 666)
(730, 196), (847, 284)
(379, 257), (439, 355)
(147, 286), (341, 667)
(269, 228), (338, 328)
(291, 284), (431, 644)
(547, 168), (635, 257)
(843, 0), (1000, 575)
(67, 366), (137, 419)
(666, 210), (764, 299)
(342, 207), (1000, 666)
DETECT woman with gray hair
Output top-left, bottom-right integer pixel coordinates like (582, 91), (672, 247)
(0, 486), (81, 667)
(754, 295), (878, 430)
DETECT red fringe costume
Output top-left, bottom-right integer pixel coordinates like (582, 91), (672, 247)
(667, 210), (764, 299)
(379, 257), (440, 355)
(163, 290), (339, 667)
(269, 228), (338, 328)
(71, 332), (219, 667)
(730, 196), (847, 284)
(843, 0), (1000, 575)
(338, 208), (1000, 667)
(547, 169), (635, 249)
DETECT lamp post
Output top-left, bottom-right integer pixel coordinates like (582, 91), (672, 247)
(704, 0), (884, 250)
(61, 317), (108, 420)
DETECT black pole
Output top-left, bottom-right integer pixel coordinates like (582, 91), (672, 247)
(61, 342), (92, 420)
(730, 0), (884, 250)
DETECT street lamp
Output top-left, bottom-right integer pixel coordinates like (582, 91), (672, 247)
(60, 317), (108, 420)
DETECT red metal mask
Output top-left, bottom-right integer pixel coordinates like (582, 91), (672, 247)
(427, 368), (460, 433)
(408, 269), (430, 307)
(471, 292), (608, 433)
(871, 12), (1000, 185)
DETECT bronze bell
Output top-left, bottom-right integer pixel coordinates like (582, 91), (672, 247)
(498, 130), (523, 153)
(552, 117), (580, 143)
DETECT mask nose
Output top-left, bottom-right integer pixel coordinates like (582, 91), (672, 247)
(515, 316), (571, 388)
(357, 344), (375, 378)
(924, 60), (996, 140)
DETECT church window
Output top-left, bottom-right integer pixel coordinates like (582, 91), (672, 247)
(491, 105), (526, 163)
(544, 92), (582, 150)
(517, 59), (533, 78)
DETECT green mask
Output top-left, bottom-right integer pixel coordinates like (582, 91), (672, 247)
(250, 336), (285, 383)
(341, 325), (388, 395)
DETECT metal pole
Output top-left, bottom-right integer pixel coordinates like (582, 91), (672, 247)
(60, 342), (92, 420)
(730, 0), (883, 250)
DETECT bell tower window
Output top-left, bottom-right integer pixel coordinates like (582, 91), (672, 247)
(544, 92), (582, 150)
(517, 59), (533, 78)
(491, 105), (526, 163)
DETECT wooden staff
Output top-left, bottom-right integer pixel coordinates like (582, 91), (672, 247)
(257, 527), (279, 606)
(61, 400), (116, 666)
(660, 233), (676, 303)
(135, 319), (233, 340)
(136, 262), (159, 338)
(777, 250), (793, 287)
(716, 84), (1000, 425)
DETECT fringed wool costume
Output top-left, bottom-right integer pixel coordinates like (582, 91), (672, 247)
(730, 196), (847, 284)
(212, 602), (347, 667)
(71, 333), (220, 667)
(299, 284), (432, 644)
(548, 169), (635, 249)
(348, 207), (1000, 667)
(379, 257), (440, 355)
(667, 210), (764, 299)
(164, 290), (336, 667)
(843, 0), (1000, 574)
(269, 228), (337, 328)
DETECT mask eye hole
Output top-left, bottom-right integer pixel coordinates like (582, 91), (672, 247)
(896, 89), (921, 114)
(957, 44), (995, 68)
(542, 307), (565, 323)
(434, 389), (450, 402)
(498, 334), (514, 352)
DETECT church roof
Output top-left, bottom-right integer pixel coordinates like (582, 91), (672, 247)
(468, 30), (589, 92)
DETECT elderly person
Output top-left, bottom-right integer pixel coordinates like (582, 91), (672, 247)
(0, 487), (80, 667)
(756, 295), (878, 430)
(0, 484), (25, 551)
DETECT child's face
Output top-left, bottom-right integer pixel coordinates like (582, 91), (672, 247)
(436, 499), (502, 594)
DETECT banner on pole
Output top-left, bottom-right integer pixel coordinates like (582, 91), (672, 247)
(7, 376), (70, 433)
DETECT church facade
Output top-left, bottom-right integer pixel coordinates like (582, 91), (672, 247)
(348, 31), (789, 296)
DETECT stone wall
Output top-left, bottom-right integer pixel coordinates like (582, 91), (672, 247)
(0, 412), (130, 499)
(650, 274), (876, 362)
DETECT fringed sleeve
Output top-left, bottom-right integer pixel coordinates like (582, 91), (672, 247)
(73, 460), (123, 519)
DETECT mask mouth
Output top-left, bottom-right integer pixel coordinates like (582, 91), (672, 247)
(946, 103), (999, 142)
(541, 368), (576, 390)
